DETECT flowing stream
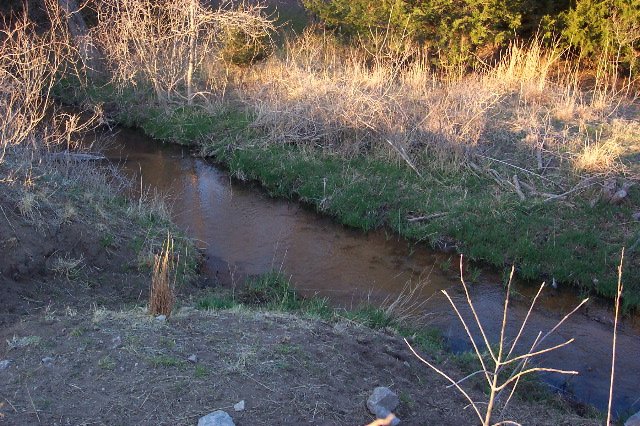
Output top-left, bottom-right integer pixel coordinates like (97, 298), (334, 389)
(98, 127), (639, 417)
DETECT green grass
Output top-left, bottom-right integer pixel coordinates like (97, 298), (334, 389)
(197, 293), (239, 310)
(343, 305), (396, 329)
(194, 365), (210, 378)
(98, 355), (116, 370)
(149, 355), (186, 369)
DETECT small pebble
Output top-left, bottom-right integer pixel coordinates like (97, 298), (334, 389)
(187, 354), (198, 363)
(0, 359), (11, 370)
(155, 315), (167, 322)
(233, 400), (245, 412)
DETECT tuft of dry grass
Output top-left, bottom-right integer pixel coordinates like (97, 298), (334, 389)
(50, 255), (86, 281)
(17, 192), (39, 219)
(149, 235), (177, 317)
(574, 139), (623, 174)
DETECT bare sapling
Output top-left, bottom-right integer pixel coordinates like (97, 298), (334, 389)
(406, 255), (588, 425)
(149, 235), (177, 317)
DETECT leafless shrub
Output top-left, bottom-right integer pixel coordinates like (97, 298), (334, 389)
(0, 1), (97, 163)
(406, 256), (588, 425)
(92, 0), (275, 106)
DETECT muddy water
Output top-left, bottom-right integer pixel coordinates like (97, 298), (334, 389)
(99, 128), (639, 417)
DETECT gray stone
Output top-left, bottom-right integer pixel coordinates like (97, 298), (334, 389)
(187, 354), (198, 363)
(110, 335), (122, 349)
(198, 410), (235, 426)
(155, 315), (167, 322)
(41, 357), (54, 367)
(625, 410), (640, 426)
(0, 359), (11, 370)
(633, 211), (640, 221)
(367, 387), (400, 425)
(233, 400), (245, 412)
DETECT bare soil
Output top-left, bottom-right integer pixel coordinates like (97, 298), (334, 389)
(0, 307), (598, 425)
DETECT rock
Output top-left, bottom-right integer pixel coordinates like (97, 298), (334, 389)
(633, 211), (640, 222)
(601, 178), (617, 202)
(198, 410), (235, 426)
(41, 357), (54, 367)
(155, 315), (167, 322)
(610, 181), (633, 205)
(233, 400), (245, 412)
(626, 410), (640, 426)
(110, 335), (122, 349)
(367, 387), (400, 425)
(0, 359), (11, 370)
(187, 354), (198, 363)
(611, 188), (629, 204)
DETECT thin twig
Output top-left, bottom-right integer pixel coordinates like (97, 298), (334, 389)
(607, 248), (624, 426)
(407, 212), (448, 222)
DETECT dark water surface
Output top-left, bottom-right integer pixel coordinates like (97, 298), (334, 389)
(98, 128), (639, 417)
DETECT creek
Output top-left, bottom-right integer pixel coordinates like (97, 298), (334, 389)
(99, 127), (639, 417)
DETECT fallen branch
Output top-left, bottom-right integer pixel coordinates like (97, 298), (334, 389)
(48, 151), (106, 161)
(407, 212), (448, 223)
(542, 178), (597, 203)
(512, 174), (526, 201)
(475, 153), (560, 187)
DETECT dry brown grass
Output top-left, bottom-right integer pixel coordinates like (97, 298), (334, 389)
(232, 31), (638, 189)
(149, 235), (177, 317)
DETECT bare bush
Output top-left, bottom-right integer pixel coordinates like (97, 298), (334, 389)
(406, 256), (588, 425)
(0, 1), (97, 163)
(92, 0), (275, 106)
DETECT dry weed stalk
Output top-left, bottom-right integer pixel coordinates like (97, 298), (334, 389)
(149, 235), (177, 317)
(607, 249), (624, 426)
(381, 271), (435, 326)
(406, 256), (588, 425)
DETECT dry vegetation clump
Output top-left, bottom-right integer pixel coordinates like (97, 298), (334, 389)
(149, 235), (177, 317)
(235, 30), (639, 193)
